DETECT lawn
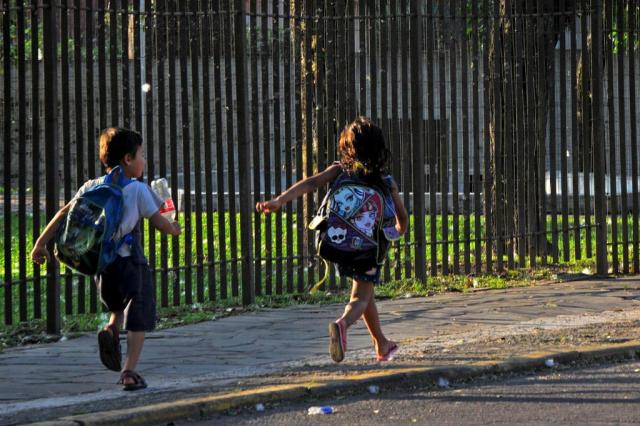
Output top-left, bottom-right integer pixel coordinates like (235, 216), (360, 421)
(0, 211), (636, 337)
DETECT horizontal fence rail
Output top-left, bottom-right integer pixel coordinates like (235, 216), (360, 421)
(1, 0), (639, 332)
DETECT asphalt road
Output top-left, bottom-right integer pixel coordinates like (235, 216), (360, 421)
(180, 360), (640, 425)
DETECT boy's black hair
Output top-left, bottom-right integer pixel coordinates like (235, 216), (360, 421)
(99, 127), (142, 169)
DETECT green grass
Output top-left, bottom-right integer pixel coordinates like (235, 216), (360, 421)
(0, 211), (638, 335)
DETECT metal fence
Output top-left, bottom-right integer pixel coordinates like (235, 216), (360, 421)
(1, 0), (639, 333)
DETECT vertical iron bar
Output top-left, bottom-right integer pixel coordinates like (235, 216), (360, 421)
(2, 0), (12, 326)
(450, 0), (460, 274)
(591, 0), (607, 275)
(629, 1), (640, 273)
(617, 0), (629, 272)
(273, 0), (283, 294)
(605, 0), (618, 273)
(31, 0), (42, 318)
(570, 0), (581, 261)
(251, 0), (261, 296)
(559, 0), (570, 261)
(168, 0), (180, 306)
(201, 1), (216, 300)
(121, 0), (130, 127)
(43, 0), (60, 334)
(191, 0), (204, 303)
(213, 0), (228, 300)
(18, 0), (28, 321)
(492, 0), (503, 271)
(179, 0), (193, 304)
(581, 0), (592, 259)
(109, 0), (118, 123)
(410, 0), (425, 281)
(283, 0), (293, 293)
(233, 0), (255, 305)
(263, 0), (273, 295)
(294, 1), (304, 292)
(471, 0), (481, 273)
(224, 0), (240, 297)
(426, 0), (437, 276)
(61, 0), (72, 316)
(482, 0), (493, 272)
(157, 0), (169, 307)
(460, 0), (471, 274)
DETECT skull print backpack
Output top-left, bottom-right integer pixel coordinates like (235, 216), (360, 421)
(309, 172), (399, 279)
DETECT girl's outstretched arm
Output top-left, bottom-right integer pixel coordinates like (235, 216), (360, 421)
(256, 163), (342, 214)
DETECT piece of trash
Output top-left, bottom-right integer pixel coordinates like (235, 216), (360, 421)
(472, 279), (479, 288)
(142, 83), (151, 93)
(255, 403), (265, 412)
(226, 308), (234, 313)
(545, 358), (555, 367)
(581, 267), (592, 275)
(634, 368), (640, 373)
(404, 292), (413, 299)
(373, 409), (380, 414)
(437, 377), (450, 388)
(368, 385), (380, 394)
(59, 336), (68, 342)
(308, 406), (334, 415)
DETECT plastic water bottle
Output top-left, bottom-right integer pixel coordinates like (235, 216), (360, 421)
(150, 178), (176, 221)
(307, 406), (334, 415)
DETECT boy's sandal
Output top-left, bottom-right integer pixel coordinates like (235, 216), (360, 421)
(376, 343), (399, 362)
(97, 324), (122, 372)
(118, 370), (148, 391)
(329, 320), (347, 363)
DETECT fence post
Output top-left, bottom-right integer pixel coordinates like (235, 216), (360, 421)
(43, 0), (61, 333)
(591, 0), (608, 276)
(410, 0), (426, 281)
(233, 0), (255, 305)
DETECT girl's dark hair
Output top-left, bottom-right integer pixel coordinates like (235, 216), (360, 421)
(98, 127), (142, 169)
(339, 116), (390, 193)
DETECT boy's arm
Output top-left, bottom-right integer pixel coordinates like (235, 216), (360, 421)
(390, 181), (409, 235)
(149, 212), (182, 236)
(256, 163), (342, 213)
(31, 202), (72, 264)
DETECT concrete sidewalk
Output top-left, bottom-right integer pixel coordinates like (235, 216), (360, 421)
(1, 276), (639, 424)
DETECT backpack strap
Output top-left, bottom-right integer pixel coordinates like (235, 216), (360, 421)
(104, 165), (133, 188)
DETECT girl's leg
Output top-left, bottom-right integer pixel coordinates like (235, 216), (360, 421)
(361, 295), (396, 357)
(339, 279), (374, 327)
(122, 331), (145, 379)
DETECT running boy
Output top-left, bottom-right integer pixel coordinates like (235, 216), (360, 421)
(31, 128), (181, 390)
(256, 116), (408, 362)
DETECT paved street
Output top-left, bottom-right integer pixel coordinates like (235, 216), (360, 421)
(193, 360), (640, 425)
(1, 276), (639, 424)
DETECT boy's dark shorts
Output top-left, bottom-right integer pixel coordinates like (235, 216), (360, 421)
(95, 255), (156, 332)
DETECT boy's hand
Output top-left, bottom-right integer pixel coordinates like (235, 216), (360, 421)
(31, 243), (51, 265)
(256, 199), (282, 214)
(171, 221), (182, 236)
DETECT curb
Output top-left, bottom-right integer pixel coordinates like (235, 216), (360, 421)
(35, 340), (640, 426)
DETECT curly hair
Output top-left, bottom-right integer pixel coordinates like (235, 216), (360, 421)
(338, 116), (390, 193)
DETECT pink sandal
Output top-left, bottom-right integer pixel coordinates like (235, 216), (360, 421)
(329, 320), (347, 363)
(377, 343), (399, 362)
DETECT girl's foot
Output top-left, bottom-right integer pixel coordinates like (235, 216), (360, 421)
(376, 341), (399, 362)
(328, 320), (347, 363)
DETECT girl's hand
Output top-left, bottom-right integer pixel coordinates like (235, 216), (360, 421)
(256, 199), (282, 214)
(31, 243), (51, 265)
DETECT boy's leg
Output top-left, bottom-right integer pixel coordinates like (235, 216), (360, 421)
(108, 311), (124, 328)
(339, 279), (374, 327)
(121, 331), (145, 384)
